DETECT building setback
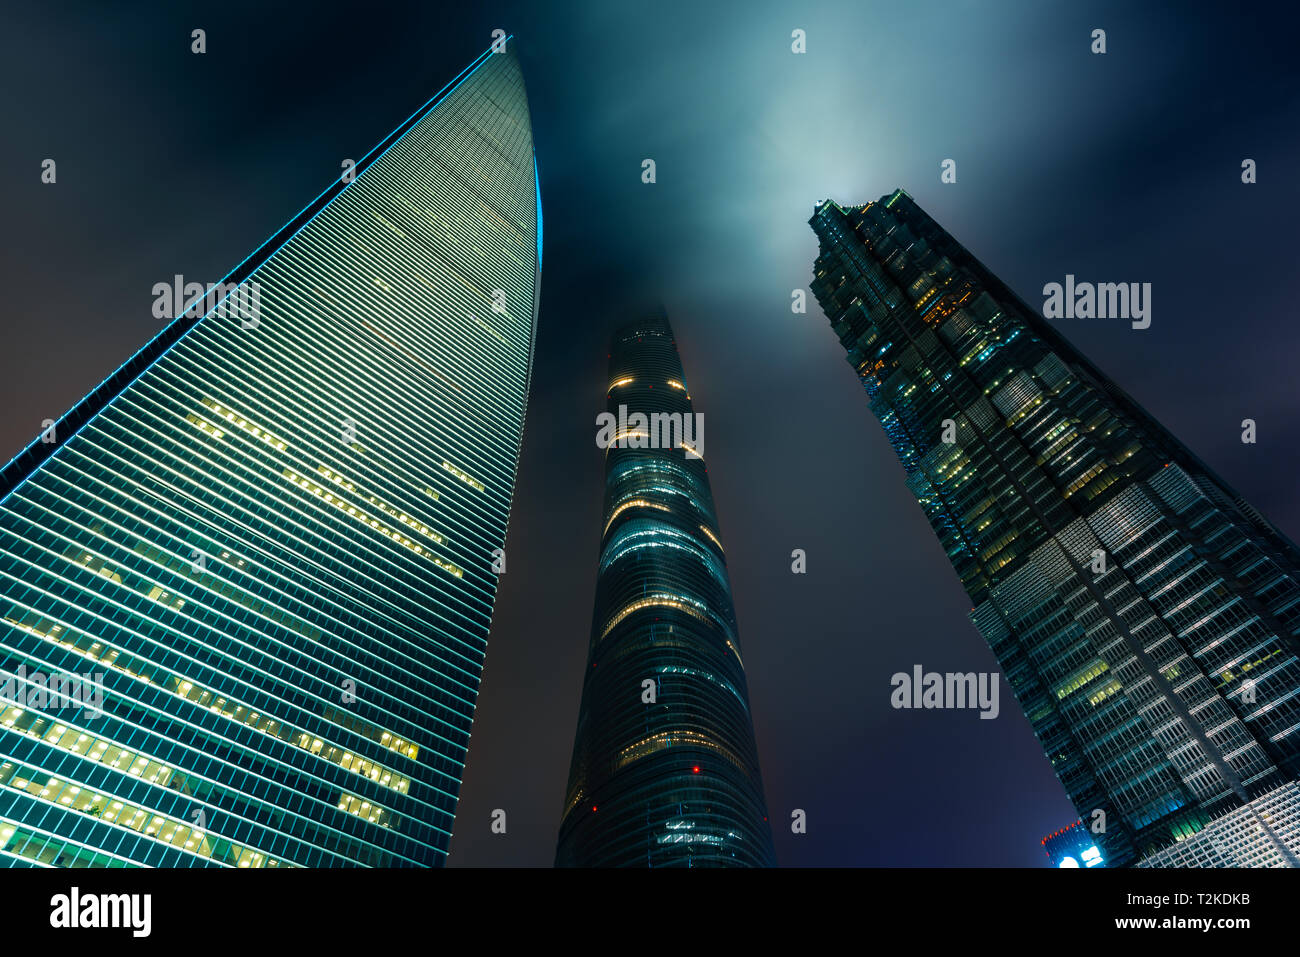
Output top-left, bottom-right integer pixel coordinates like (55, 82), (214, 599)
(0, 38), (541, 867)
(810, 190), (1300, 867)
(556, 314), (775, 867)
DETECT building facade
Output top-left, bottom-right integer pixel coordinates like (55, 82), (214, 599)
(556, 314), (775, 867)
(810, 190), (1300, 867)
(1042, 820), (1105, 868)
(0, 38), (541, 867)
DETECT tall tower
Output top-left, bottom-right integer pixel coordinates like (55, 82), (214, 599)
(556, 314), (775, 867)
(810, 190), (1300, 867)
(0, 38), (540, 868)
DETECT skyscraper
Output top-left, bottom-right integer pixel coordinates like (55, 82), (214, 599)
(810, 190), (1300, 867)
(1041, 820), (1105, 868)
(0, 38), (540, 868)
(555, 314), (775, 867)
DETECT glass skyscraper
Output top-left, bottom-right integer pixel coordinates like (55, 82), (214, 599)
(1042, 820), (1105, 868)
(810, 190), (1300, 867)
(0, 38), (540, 867)
(555, 314), (775, 867)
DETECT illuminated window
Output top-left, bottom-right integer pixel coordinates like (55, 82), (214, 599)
(282, 467), (462, 576)
(601, 592), (711, 639)
(197, 397), (286, 450)
(337, 791), (397, 829)
(0, 758), (285, 867)
(323, 706), (420, 761)
(185, 412), (225, 440)
(698, 525), (724, 552)
(603, 498), (671, 534)
(441, 460), (485, 492)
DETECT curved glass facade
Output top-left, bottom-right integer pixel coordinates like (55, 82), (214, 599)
(0, 39), (540, 868)
(556, 314), (775, 867)
(810, 191), (1300, 867)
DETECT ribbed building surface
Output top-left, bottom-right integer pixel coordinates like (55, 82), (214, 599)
(0, 39), (540, 867)
(556, 314), (775, 867)
(810, 191), (1300, 866)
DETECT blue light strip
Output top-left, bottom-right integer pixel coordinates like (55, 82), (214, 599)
(534, 151), (543, 272)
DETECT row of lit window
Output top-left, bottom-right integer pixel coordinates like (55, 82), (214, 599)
(316, 465), (445, 545)
(441, 460), (485, 492)
(658, 665), (746, 707)
(614, 729), (747, 773)
(562, 785), (585, 818)
(0, 759), (284, 867)
(1088, 678), (1123, 708)
(1219, 647), (1285, 686)
(7, 609), (413, 795)
(185, 412), (225, 441)
(198, 397), (287, 450)
(323, 705), (420, 760)
(607, 377), (688, 393)
(189, 400), (463, 575)
(173, 676), (290, 739)
(698, 524), (724, 553)
(366, 495), (443, 545)
(1, 705), (182, 790)
(170, 678), (410, 793)
(295, 732), (411, 794)
(6, 613), (157, 688)
(338, 791), (396, 828)
(4, 662), (411, 859)
(601, 593), (711, 640)
(282, 468), (463, 577)
(147, 583), (186, 611)
(600, 526), (728, 586)
(1056, 659), (1110, 700)
(133, 539), (323, 643)
(603, 430), (701, 459)
(725, 639), (744, 667)
(603, 498), (671, 534)
(1062, 461), (1109, 499)
(71, 548), (122, 584)
(657, 832), (727, 845)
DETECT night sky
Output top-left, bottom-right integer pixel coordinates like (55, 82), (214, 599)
(3, 1), (1298, 866)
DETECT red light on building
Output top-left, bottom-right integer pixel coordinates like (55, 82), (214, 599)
(692, 765), (701, 774)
